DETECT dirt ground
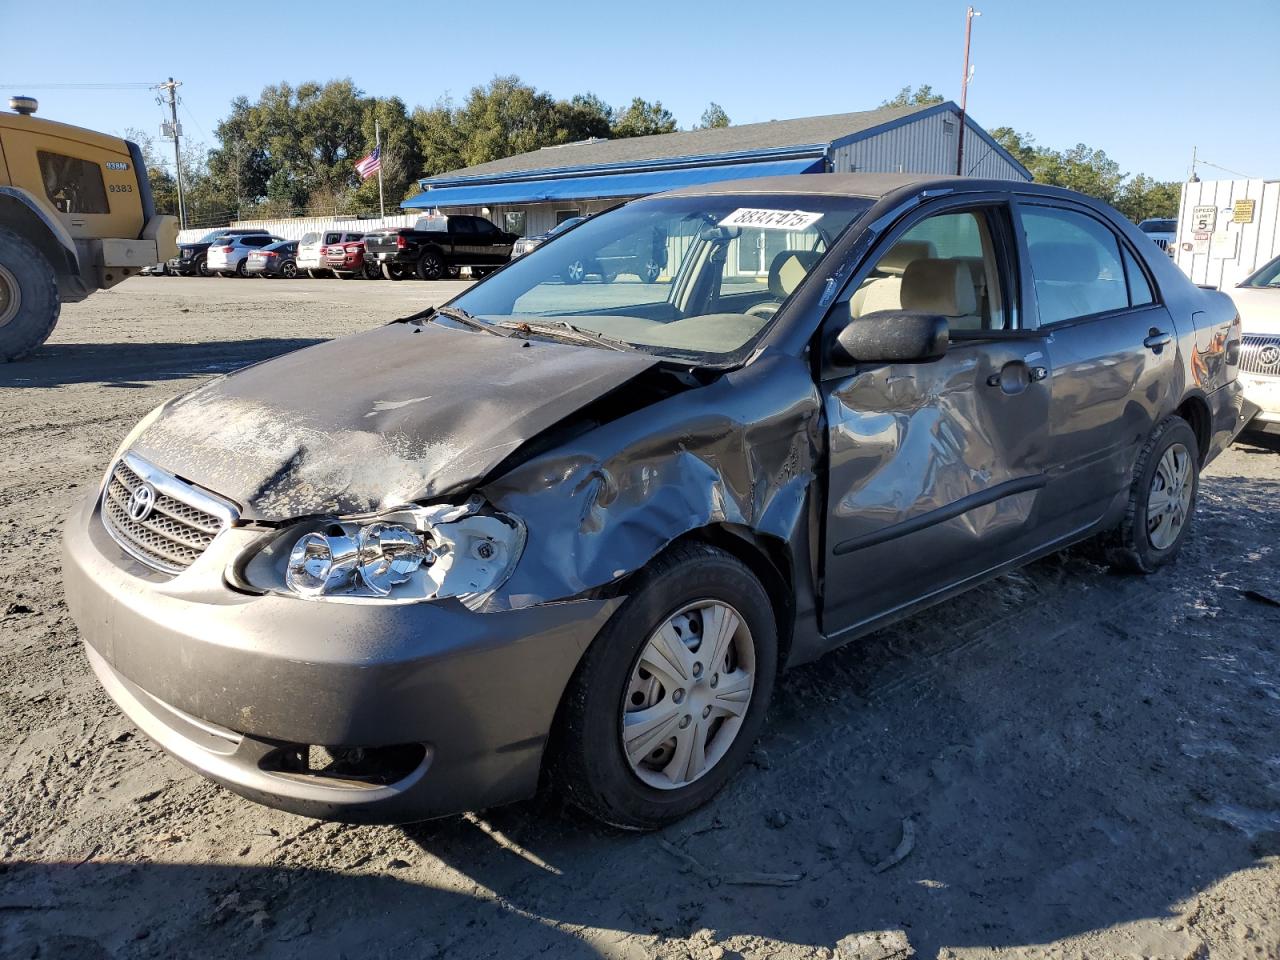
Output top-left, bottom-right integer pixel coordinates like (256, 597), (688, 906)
(2, 276), (1279, 960)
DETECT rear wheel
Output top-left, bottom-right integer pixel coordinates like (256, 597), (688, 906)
(381, 263), (406, 281)
(641, 259), (662, 283)
(416, 250), (445, 281)
(1105, 416), (1200, 573)
(0, 228), (60, 362)
(281, 261), (298, 279)
(564, 259), (585, 284)
(362, 260), (381, 280)
(197, 259), (210, 277)
(550, 543), (777, 829)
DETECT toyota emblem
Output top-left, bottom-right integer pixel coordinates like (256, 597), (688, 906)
(1259, 343), (1280, 368)
(128, 483), (157, 522)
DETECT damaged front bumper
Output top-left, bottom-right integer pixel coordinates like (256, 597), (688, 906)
(62, 492), (618, 823)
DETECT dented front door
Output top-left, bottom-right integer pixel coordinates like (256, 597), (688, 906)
(820, 338), (1053, 637)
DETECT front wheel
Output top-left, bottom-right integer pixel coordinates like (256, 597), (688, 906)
(362, 260), (381, 280)
(381, 263), (405, 281)
(197, 259), (211, 277)
(0, 227), (60, 362)
(235, 259), (248, 278)
(564, 259), (585, 284)
(550, 543), (777, 830)
(641, 260), (663, 283)
(1106, 415), (1200, 573)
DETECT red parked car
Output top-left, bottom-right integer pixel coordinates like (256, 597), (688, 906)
(324, 240), (380, 280)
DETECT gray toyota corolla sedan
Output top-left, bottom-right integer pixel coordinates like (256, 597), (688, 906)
(64, 174), (1247, 829)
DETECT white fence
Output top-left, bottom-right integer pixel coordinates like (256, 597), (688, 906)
(176, 213), (423, 246)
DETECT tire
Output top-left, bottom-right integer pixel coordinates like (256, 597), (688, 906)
(1105, 415), (1200, 573)
(0, 227), (60, 362)
(641, 260), (662, 283)
(416, 250), (445, 281)
(549, 542), (777, 830)
(564, 259), (585, 284)
(235, 259), (248, 278)
(336, 271), (354, 280)
(281, 261), (298, 279)
(362, 260), (381, 280)
(197, 259), (210, 277)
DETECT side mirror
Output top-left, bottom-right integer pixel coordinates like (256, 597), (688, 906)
(829, 310), (950, 366)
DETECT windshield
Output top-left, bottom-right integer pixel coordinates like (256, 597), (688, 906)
(450, 194), (870, 363)
(1240, 255), (1280, 289)
(548, 217), (585, 237)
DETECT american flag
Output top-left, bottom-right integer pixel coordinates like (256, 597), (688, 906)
(355, 146), (381, 180)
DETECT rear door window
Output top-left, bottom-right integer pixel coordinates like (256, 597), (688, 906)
(1020, 206), (1138, 324)
(38, 151), (109, 214)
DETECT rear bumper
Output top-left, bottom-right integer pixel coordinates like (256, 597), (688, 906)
(1206, 377), (1249, 463)
(62, 491), (617, 822)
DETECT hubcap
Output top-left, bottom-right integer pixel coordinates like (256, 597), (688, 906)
(1147, 442), (1194, 550)
(0, 263), (20, 328)
(621, 600), (755, 790)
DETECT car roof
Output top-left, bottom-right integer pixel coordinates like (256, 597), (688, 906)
(651, 172), (1089, 205)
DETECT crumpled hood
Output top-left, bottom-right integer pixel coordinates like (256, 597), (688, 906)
(132, 321), (657, 521)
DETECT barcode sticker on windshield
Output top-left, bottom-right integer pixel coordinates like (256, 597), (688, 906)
(718, 208), (823, 231)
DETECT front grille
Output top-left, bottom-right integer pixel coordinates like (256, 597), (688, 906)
(1240, 335), (1280, 378)
(101, 456), (230, 574)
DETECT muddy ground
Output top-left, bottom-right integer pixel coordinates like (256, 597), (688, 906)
(2, 276), (1279, 960)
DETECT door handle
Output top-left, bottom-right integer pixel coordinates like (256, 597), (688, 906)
(987, 366), (1047, 387)
(1144, 329), (1173, 350)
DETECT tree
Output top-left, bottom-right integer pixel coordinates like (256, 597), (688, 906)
(880, 84), (945, 108)
(611, 98), (677, 138)
(698, 103), (731, 129)
(557, 93), (614, 141)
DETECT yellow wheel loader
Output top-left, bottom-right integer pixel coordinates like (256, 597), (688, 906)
(0, 95), (178, 360)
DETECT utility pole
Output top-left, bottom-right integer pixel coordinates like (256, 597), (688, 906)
(1188, 145), (1200, 182)
(956, 6), (980, 176)
(157, 78), (186, 229)
(375, 119), (386, 218)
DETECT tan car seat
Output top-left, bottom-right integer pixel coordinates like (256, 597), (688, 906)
(849, 239), (938, 318)
(899, 258), (981, 329)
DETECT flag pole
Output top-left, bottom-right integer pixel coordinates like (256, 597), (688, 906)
(375, 119), (386, 218)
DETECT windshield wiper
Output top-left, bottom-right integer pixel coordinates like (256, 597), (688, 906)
(431, 306), (517, 337)
(499, 319), (633, 352)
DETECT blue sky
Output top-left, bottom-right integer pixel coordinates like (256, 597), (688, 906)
(7, 0), (1277, 183)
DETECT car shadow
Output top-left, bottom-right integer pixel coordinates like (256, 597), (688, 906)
(0, 338), (325, 389)
(6, 478), (1278, 959)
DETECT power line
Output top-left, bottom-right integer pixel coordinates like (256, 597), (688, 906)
(0, 82), (160, 90)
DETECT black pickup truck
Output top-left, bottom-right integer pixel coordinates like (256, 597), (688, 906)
(363, 215), (518, 281)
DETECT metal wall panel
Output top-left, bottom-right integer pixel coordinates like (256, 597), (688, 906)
(1174, 178), (1280, 288)
(828, 110), (1026, 181)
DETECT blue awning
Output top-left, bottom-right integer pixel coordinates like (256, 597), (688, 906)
(402, 156), (826, 209)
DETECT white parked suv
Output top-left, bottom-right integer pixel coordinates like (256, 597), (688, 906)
(298, 230), (364, 278)
(207, 234), (284, 277)
(1234, 254), (1280, 438)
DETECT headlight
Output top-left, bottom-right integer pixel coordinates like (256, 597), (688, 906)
(245, 496), (525, 604)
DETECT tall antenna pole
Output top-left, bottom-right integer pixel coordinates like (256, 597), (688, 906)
(375, 119), (385, 218)
(956, 7), (980, 176)
(158, 77), (186, 229)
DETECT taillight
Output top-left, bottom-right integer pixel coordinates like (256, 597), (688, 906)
(320, 245), (329, 254)
(396, 235), (406, 249)
(221, 246), (234, 253)
(264, 251), (278, 258)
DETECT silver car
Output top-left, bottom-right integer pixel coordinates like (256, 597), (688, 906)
(206, 234), (284, 277)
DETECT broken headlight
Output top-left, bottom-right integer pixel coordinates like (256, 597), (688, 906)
(242, 496), (525, 603)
